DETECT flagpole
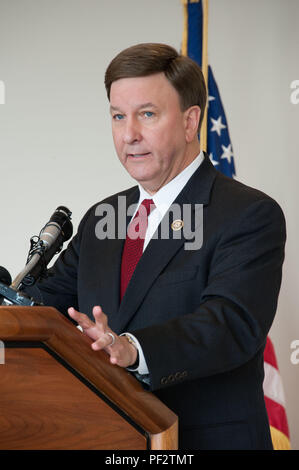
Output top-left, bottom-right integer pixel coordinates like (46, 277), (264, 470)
(200, 0), (209, 152)
(181, 0), (209, 151)
(181, 0), (188, 56)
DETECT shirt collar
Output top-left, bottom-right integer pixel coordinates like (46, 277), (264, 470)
(138, 151), (204, 217)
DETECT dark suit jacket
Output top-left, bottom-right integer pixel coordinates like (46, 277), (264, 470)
(27, 154), (286, 449)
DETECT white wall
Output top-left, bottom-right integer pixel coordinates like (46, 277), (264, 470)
(0, 0), (298, 448)
(208, 0), (299, 450)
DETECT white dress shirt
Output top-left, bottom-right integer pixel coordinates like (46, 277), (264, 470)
(124, 151), (204, 374)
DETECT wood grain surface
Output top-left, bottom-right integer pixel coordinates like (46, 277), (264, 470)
(0, 306), (178, 449)
(0, 347), (146, 449)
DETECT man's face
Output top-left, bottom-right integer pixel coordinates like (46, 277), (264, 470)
(109, 73), (195, 194)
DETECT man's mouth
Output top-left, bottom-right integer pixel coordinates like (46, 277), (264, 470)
(127, 152), (151, 158)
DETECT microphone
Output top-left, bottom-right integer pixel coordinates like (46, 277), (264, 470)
(0, 206), (72, 306)
(11, 206), (73, 290)
(0, 266), (12, 286)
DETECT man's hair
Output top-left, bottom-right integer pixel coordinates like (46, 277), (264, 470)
(105, 43), (207, 132)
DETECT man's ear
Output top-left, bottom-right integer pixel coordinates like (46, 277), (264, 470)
(184, 106), (201, 143)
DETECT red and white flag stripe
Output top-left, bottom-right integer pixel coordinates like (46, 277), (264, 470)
(263, 337), (291, 450)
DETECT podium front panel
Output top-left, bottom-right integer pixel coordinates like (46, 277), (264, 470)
(0, 345), (147, 450)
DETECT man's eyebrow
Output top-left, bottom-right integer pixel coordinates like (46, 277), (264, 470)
(138, 102), (158, 110)
(110, 105), (122, 112)
(110, 102), (158, 112)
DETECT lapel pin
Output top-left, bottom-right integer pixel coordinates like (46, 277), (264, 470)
(171, 219), (184, 231)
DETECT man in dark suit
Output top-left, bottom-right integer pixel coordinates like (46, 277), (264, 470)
(27, 44), (286, 449)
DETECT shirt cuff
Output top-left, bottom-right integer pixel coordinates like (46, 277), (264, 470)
(120, 332), (149, 375)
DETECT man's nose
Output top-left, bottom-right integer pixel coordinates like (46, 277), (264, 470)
(123, 117), (141, 144)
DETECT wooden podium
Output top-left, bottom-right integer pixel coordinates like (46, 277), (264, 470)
(0, 306), (178, 450)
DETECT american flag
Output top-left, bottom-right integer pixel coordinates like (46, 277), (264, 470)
(181, 0), (290, 449)
(206, 65), (236, 177)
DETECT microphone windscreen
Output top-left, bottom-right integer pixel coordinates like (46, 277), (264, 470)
(49, 206), (73, 241)
(0, 266), (12, 286)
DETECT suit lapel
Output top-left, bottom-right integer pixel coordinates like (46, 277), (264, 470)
(112, 154), (217, 333)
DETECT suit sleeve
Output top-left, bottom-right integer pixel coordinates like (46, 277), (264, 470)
(131, 197), (286, 391)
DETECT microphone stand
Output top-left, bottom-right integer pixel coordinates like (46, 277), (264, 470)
(0, 206), (72, 307)
(0, 246), (47, 306)
(0, 283), (38, 306)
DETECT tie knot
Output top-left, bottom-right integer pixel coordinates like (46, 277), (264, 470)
(139, 198), (155, 216)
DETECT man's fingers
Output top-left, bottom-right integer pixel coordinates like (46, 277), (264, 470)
(91, 331), (116, 351)
(92, 305), (107, 333)
(109, 336), (138, 368)
(68, 306), (130, 364)
(68, 307), (93, 330)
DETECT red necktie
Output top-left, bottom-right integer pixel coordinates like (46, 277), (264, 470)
(120, 198), (154, 300)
